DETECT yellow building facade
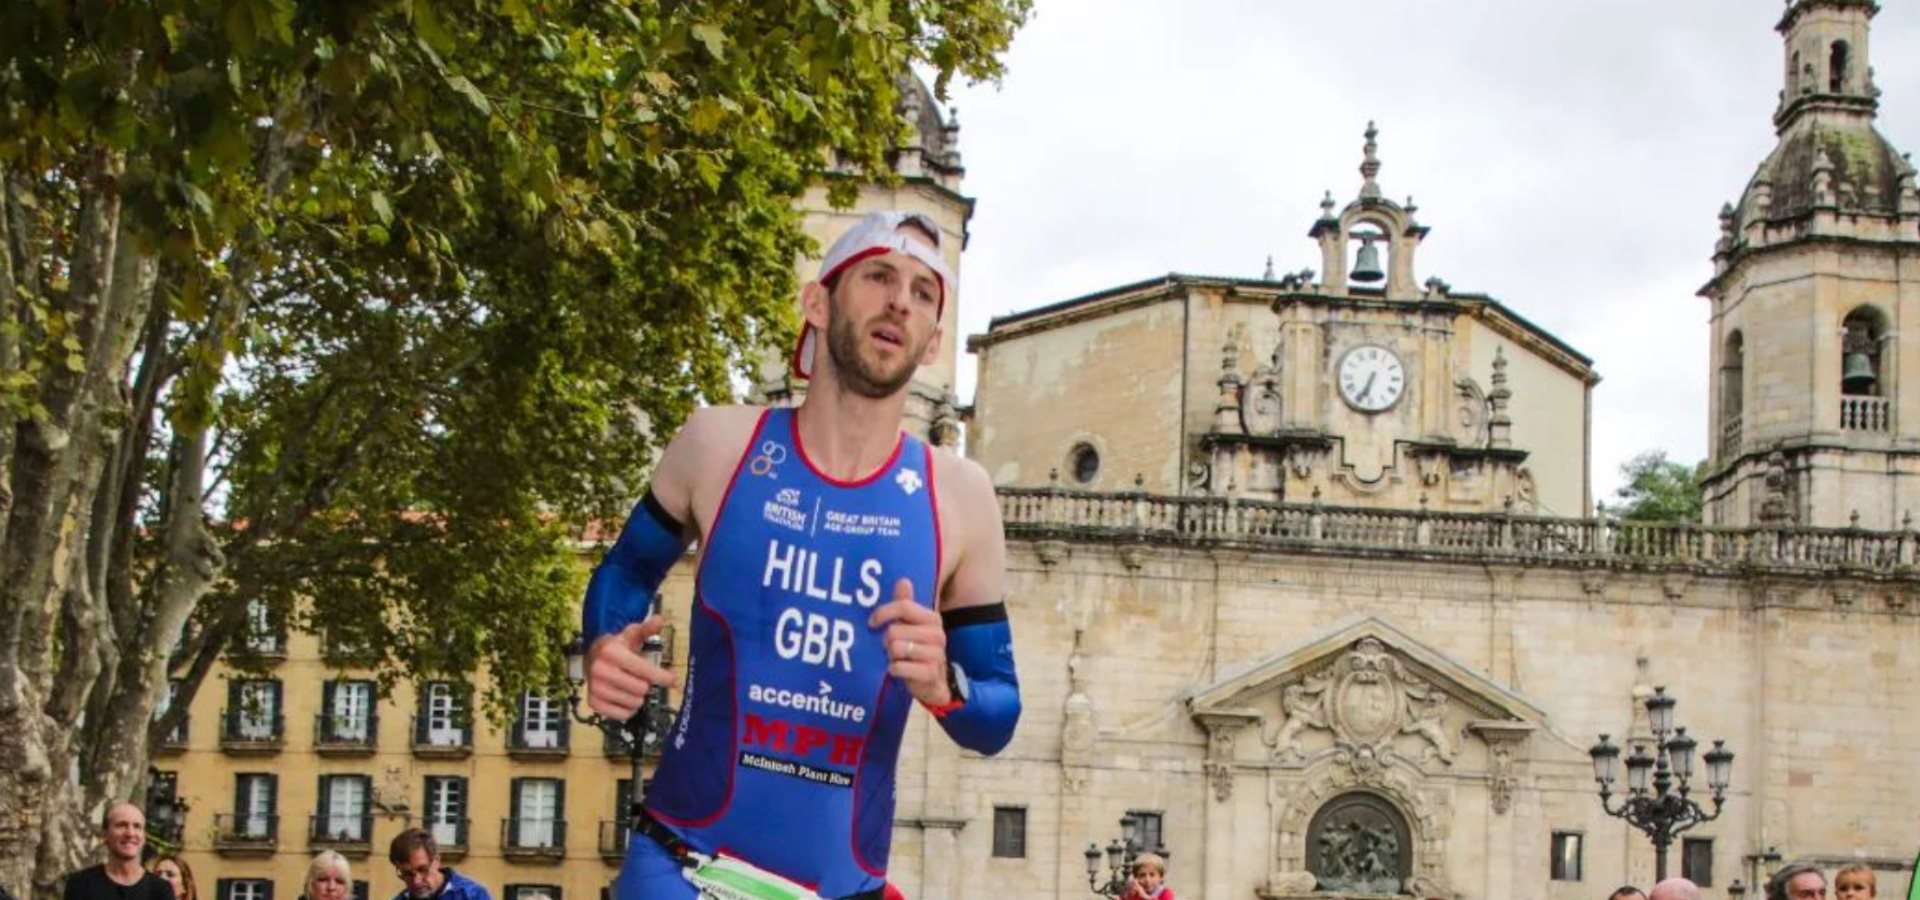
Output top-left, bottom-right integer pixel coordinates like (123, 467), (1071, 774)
(151, 76), (973, 900)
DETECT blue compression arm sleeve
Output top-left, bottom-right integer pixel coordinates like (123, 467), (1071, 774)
(935, 603), (1021, 755)
(583, 491), (691, 644)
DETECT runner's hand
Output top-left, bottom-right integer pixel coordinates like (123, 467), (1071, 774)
(869, 579), (951, 706)
(587, 615), (680, 720)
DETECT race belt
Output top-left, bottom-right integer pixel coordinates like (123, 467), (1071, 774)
(634, 810), (885, 900)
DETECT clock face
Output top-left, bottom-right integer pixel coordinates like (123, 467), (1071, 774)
(1337, 345), (1406, 412)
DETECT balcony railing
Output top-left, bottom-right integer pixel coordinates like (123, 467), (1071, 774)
(219, 710), (284, 753)
(1720, 412), (1743, 457)
(412, 714), (473, 758)
(502, 818), (567, 861)
(156, 714), (189, 754)
(598, 820), (631, 862)
(416, 817), (470, 860)
(234, 632), (287, 662)
(315, 712), (378, 755)
(213, 813), (278, 855)
(1841, 395), (1890, 431)
(308, 813), (373, 855)
(996, 486), (1920, 574)
(508, 725), (570, 759)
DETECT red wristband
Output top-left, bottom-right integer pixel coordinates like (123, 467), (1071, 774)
(921, 697), (965, 718)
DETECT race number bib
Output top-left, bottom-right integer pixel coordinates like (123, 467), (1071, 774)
(682, 856), (826, 900)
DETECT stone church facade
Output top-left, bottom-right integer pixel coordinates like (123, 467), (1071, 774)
(867, 3), (1920, 899)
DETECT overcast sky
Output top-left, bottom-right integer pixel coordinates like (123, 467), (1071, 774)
(939, 0), (1920, 505)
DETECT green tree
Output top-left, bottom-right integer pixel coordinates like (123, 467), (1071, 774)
(0, 1), (1029, 893)
(1609, 450), (1705, 523)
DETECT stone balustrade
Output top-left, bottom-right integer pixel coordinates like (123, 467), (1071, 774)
(998, 486), (1919, 575)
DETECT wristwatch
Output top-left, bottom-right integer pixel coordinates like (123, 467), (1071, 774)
(924, 663), (971, 717)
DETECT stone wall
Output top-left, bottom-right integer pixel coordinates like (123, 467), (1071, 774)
(876, 496), (1920, 900)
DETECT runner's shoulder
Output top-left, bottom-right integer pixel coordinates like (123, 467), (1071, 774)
(929, 445), (1002, 537)
(929, 444), (995, 502)
(677, 405), (769, 458)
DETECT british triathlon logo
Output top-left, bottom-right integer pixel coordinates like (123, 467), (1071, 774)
(763, 486), (808, 533)
(895, 468), (922, 495)
(749, 440), (787, 479)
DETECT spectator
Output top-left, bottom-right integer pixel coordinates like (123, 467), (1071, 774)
(306, 851), (352, 900)
(1126, 853), (1174, 900)
(389, 828), (490, 900)
(147, 855), (198, 900)
(1768, 863), (1829, 900)
(1834, 864), (1875, 900)
(1649, 878), (1702, 900)
(62, 802), (174, 900)
(1609, 887), (1649, 900)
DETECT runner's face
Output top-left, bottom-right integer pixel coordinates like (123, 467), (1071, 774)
(1133, 867), (1163, 893)
(822, 242), (941, 398)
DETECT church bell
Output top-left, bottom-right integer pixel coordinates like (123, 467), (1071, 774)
(1842, 351), (1878, 393)
(1351, 237), (1385, 283)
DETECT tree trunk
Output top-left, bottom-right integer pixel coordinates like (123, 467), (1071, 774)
(0, 150), (127, 900)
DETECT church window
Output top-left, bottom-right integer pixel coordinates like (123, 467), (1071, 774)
(1682, 837), (1714, 887)
(991, 806), (1027, 858)
(1550, 831), (1584, 881)
(1069, 443), (1100, 485)
(1720, 331), (1744, 457)
(1830, 40), (1851, 93)
(1123, 810), (1164, 855)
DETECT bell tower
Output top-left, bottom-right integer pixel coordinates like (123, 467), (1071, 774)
(1701, 0), (1920, 527)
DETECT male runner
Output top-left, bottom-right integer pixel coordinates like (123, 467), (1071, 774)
(584, 211), (1021, 900)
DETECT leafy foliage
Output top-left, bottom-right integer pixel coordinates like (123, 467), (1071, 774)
(1609, 450), (1705, 523)
(0, 0), (1029, 886)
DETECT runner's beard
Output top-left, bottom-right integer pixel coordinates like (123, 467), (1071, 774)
(825, 299), (923, 398)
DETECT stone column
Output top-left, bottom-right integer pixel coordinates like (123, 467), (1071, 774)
(1195, 711), (1259, 900)
(1469, 721), (1536, 900)
(915, 816), (966, 898)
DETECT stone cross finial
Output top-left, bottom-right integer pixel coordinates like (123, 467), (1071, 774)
(943, 106), (963, 167)
(1488, 347), (1514, 449)
(1359, 121), (1383, 200)
(1215, 330), (1244, 434)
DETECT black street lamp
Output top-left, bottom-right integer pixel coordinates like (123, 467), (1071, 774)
(1588, 686), (1735, 880)
(143, 768), (188, 860)
(1084, 817), (1169, 898)
(564, 617), (673, 828)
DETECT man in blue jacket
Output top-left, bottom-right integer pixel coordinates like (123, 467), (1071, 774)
(388, 830), (490, 900)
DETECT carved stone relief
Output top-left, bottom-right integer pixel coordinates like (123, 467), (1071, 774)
(1240, 363), (1286, 436)
(1453, 377), (1489, 448)
(1269, 760), (1455, 899)
(1262, 637), (1455, 767)
(1308, 792), (1411, 894)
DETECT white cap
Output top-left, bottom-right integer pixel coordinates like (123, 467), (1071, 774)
(792, 211), (952, 380)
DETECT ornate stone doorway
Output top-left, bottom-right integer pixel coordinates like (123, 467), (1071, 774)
(1306, 792), (1413, 895)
